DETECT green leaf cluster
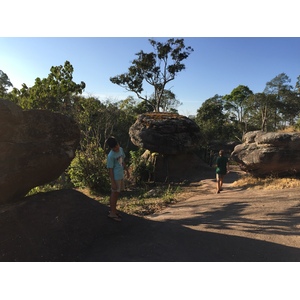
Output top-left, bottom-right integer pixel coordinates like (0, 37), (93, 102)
(129, 149), (157, 184)
(110, 38), (193, 112)
(6, 61), (85, 113)
(0, 70), (13, 97)
(68, 144), (110, 194)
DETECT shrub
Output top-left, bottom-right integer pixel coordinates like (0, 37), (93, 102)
(68, 143), (110, 194)
(129, 148), (156, 183)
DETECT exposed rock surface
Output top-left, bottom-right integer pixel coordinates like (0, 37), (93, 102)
(0, 189), (106, 261)
(129, 112), (203, 182)
(0, 99), (80, 203)
(141, 150), (211, 182)
(129, 112), (202, 155)
(231, 130), (300, 177)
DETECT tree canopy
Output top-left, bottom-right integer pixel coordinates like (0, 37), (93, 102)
(110, 38), (194, 112)
(0, 70), (13, 97)
(7, 61), (86, 114)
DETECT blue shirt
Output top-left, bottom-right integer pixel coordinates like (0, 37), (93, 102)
(106, 147), (125, 180)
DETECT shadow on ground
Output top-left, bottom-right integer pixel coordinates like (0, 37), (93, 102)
(81, 206), (300, 262)
(1, 180), (300, 262)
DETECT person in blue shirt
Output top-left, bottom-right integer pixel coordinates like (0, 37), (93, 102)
(106, 136), (129, 221)
(216, 149), (229, 194)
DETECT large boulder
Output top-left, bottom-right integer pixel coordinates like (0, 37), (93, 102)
(129, 112), (205, 182)
(129, 112), (201, 155)
(0, 99), (80, 203)
(231, 130), (300, 177)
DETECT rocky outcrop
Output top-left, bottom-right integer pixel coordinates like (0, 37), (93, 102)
(129, 112), (205, 182)
(231, 130), (300, 177)
(141, 150), (212, 182)
(129, 112), (202, 155)
(0, 99), (80, 203)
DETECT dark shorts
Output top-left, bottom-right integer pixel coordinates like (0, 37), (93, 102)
(216, 172), (226, 179)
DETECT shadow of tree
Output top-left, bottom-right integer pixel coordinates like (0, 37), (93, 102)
(173, 200), (300, 236)
(174, 169), (300, 237)
(192, 202), (251, 229)
(3, 188), (299, 262)
(82, 209), (300, 262)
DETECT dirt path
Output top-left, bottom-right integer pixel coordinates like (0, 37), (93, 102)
(3, 167), (299, 262)
(147, 170), (300, 249)
(82, 169), (300, 262)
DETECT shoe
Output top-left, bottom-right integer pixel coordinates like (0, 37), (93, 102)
(216, 190), (220, 194)
(108, 213), (122, 222)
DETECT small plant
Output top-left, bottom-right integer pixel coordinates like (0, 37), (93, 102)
(68, 143), (111, 194)
(162, 184), (181, 203)
(114, 183), (181, 216)
(129, 149), (157, 183)
(26, 173), (73, 196)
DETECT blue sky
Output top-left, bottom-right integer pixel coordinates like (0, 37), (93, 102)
(1, 37), (299, 116)
(1, 1), (299, 118)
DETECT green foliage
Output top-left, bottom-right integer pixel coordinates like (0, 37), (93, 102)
(68, 144), (110, 194)
(263, 73), (295, 129)
(129, 149), (156, 183)
(8, 61), (86, 114)
(3, 53), (300, 199)
(295, 119), (300, 130)
(246, 93), (277, 131)
(26, 173), (73, 196)
(161, 184), (181, 202)
(148, 89), (182, 113)
(264, 72), (292, 95)
(116, 183), (181, 216)
(223, 85), (253, 136)
(110, 38), (193, 112)
(195, 94), (240, 144)
(0, 70), (13, 97)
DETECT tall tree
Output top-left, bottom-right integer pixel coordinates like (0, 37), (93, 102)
(0, 70), (13, 97)
(263, 73), (293, 129)
(195, 95), (227, 144)
(148, 89), (182, 112)
(295, 75), (300, 93)
(110, 38), (194, 112)
(247, 92), (277, 131)
(8, 61), (86, 115)
(223, 85), (253, 135)
(280, 89), (300, 126)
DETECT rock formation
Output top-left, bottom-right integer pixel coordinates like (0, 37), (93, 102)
(129, 112), (205, 181)
(231, 130), (300, 177)
(0, 99), (80, 203)
(129, 112), (202, 155)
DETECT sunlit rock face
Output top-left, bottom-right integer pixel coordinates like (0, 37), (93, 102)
(0, 99), (80, 203)
(231, 130), (300, 177)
